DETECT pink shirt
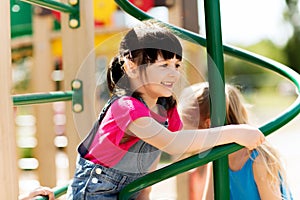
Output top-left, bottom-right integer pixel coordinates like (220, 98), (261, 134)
(84, 96), (182, 167)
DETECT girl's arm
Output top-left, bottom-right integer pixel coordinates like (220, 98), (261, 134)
(253, 154), (282, 200)
(127, 117), (265, 155)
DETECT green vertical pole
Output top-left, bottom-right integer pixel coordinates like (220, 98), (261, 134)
(203, 0), (230, 199)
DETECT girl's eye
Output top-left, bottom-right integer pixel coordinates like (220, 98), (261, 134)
(160, 64), (168, 67)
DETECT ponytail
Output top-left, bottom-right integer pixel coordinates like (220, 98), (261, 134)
(107, 55), (127, 93)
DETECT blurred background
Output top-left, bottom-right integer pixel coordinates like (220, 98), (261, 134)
(10, 0), (299, 199)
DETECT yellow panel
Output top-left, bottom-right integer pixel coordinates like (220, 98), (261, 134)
(51, 38), (62, 57)
(94, 0), (117, 25)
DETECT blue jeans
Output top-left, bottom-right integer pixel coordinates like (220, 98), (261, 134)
(66, 156), (145, 200)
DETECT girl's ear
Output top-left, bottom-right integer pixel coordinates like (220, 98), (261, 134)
(123, 59), (138, 78)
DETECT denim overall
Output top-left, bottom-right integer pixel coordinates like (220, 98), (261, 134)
(66, 96), (164, 200)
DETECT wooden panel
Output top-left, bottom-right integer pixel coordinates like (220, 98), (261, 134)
(32, 13), (57, 187)
(0, 0), (19, 199)
(60, 0), (96, 177)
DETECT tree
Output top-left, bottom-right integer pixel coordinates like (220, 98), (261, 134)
(284, 0), (300, 73)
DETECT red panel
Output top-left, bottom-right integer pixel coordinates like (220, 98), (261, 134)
(129, 0), (154, 12)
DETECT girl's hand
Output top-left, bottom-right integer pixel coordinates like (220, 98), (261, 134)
(229, 124), (265, 150)
(19, 186), (54, 200)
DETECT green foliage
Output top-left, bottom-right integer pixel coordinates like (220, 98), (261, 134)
(246, 40), (288, 65)
(283, 0), (300, 73)
(224, 40), (287, 91)
(13, 57), (32, 92)
(285, 33), (300, 73)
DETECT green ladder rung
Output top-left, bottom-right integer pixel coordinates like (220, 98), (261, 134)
(13, 80), (84, 113)
(13, 91), (73, 106)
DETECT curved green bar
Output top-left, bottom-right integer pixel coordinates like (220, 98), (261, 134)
(115, 0), (300, 199)
(13, 91), (73, 106)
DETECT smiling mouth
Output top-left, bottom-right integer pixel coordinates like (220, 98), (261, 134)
(161, 81), (174, 88)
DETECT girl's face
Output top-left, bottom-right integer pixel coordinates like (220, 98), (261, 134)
(141, 54), (181, 99)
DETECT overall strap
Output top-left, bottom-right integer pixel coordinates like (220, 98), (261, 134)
(77, 95), (168, 157)
(78, 95), (119, 157)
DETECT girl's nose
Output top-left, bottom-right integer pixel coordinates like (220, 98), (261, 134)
(169, 65), (180, 77)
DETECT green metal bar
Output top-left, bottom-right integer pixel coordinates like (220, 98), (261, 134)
(203, 0), (229, 199)
(213, 157), (229, 199)
(20, 0), (78, 14)
(20, 0), (80, 28)
(13, 91), (73, 106)
(118, 144), (242, 200)
(115, 1), (300, 199)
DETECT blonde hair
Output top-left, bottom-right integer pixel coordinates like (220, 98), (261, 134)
(178, 82), (289, 198)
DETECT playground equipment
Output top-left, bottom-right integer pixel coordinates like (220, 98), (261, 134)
(21, 0), (80, 28)
(115, 2), (300, 200)
(2, 0), (300, 199)
(2, 0), (95, 198)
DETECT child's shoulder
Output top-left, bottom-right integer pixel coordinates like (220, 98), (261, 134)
(252, 150), (268, 178)
(111, 95), (148, 110)
(115, 95), (144, 104)
(251, 150), (263, 165)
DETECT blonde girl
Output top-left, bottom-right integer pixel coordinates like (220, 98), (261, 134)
(66, 20), (264, 200)
(178, 82), (293, 200)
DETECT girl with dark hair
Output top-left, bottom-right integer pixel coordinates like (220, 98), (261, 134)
(66, 20), (265, 200)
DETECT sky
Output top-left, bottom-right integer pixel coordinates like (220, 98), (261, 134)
(198, 0), (293, 46)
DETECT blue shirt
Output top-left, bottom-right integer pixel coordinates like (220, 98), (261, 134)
(229, 150), (293, 200)
(229, 150), (260, 200)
